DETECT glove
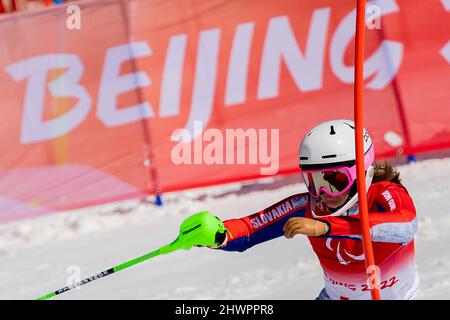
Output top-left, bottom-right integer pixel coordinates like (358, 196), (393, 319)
(195, 216), (229, 249)
(283, 217), (330, 238)
(210, 228), (228, 249)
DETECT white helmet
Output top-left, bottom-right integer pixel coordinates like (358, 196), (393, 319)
(299, 119), (375, 217)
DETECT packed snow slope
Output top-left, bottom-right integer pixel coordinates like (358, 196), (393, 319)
(0, 157), (449, 300)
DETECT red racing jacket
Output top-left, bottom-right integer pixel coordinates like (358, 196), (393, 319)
(220, 181), (419, 300)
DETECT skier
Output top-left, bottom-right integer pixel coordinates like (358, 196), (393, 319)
(208, 119), (419, 300)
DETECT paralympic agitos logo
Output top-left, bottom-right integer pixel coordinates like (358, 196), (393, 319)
(326, 238), (365, 265)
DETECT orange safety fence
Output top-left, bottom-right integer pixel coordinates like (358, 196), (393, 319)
(0, 0), (449, 222)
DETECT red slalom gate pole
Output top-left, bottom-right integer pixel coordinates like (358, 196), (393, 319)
(11, 0), (17, 11)
(354, 0), (381, 300)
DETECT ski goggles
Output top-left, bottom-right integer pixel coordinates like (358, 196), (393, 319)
(301, 166), (357, 199)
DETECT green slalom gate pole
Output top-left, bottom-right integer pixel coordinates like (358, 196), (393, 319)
(37, 211), (227, 300)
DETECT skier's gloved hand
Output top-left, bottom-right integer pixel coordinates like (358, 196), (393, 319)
(209, 228), (229, 249)
(283, 217), (330, 238)
(195, 230), (229, 249)
(195, 216), (229, 249)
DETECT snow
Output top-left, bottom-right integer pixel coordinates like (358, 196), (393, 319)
(1, 157), (449, 300)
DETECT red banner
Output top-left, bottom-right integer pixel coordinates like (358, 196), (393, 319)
(0, 0), (449, 222)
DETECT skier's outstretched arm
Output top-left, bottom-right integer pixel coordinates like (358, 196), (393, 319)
(218, 194), (309, 252)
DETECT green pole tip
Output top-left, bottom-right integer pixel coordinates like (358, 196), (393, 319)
(36, 292), (55, 300)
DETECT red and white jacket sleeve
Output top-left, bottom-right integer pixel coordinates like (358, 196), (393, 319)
(319, 182), (418, 244)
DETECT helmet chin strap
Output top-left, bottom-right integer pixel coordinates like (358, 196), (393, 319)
(311, 165), (374, 219)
